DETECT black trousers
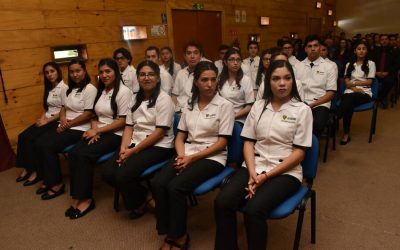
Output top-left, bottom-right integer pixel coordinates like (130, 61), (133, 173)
(377, 74), (396, 102)
(153, 158), (224, 240)
(337, 93), (371, 133)
(102, 146), (174, 210)
(312, 106), (330, 137)
(16, 121), (59, 178)
(214, 167), (300, 250)
(36, 128), (84, 186)
(68, 133), (121, 200)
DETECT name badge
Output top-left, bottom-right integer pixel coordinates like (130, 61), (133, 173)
(204, 113), (216, 119)
(316, 70), (325, 75)
(281, 115), (296, 123)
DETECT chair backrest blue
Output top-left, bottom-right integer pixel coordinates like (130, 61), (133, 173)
(371, 79), (379, 100)
(301, 134), (319, 182)
(227, 122), (244, 166)
(173, 113), (181, 136)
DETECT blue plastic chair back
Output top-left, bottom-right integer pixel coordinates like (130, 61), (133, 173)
(173, 113), (181, 136)
(370, 79), (379, 100)
(301, 134), (319, 181)
(227, 122), (244, 166)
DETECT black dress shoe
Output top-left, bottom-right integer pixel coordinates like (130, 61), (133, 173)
(65, 206), (77, 217)
(129, 203), (147, 220)
(36, 186), (48, 195)
(41, 184), (65, 200)
(69, 200), (95, 219)
(340, 136), (351, 145)
(23, 177), (41, 186)
(16, 172), (31, 182)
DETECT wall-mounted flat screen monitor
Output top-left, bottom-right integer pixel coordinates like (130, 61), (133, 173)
(122, 26), (147, 40)
(51, 45), (88, 64)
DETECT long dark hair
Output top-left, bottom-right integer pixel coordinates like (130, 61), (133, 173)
(94, 58), (122, 119)
(160, 46), (175, 76)
(345, 41), (370, 79)
(188, 61), (218, 110)
(131, 60), (161, 112)
(42, 62), (63, 111)
(262, 60), (301, 103)
(218, 48), (244, 90)
(255, 49), (272, 87)
(66, 59), (91, 96)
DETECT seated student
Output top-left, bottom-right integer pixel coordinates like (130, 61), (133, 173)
(145, 46), (174, 94)
(218, 48), (254, 124)
(171, 42), (203, 113)
(214, 44), (230, 75)
(15, 62), (67, 186)
(337, 41), (376, 145)
(242, 41), (261, 90)
(214, 60), (313, 250)
(160, 46), (182, 80)
(320, 41), (339, 79)
(295, 34), (337, 137)
(102, 60), (175, 219)
(65, 59), (132, 219)
(36, 59), (97, 200)
(113, 48), (139, 93)
(281, 40), (300, 67)
(254, 47), (283, 97)
(154, 61), (234, 250)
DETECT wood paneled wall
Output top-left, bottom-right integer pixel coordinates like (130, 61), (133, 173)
(0, 0), (335, 147)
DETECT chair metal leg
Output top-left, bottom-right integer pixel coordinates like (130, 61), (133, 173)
(311, 190), (316, 244)
(188, 194), (198, 206)
(114, 188), (120, 212)
(323, 125), (329, 163)
(332, 124), (336, 151)
(293, 207), (305, 250)
(369, 106), (378, 143)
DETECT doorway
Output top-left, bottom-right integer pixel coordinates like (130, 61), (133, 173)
(172, 10), (222, 63)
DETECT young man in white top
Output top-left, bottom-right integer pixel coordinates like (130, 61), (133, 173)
(214, 44), (230, 75)
(145, 46), (174, 95)
(242, 41), (260, 90)
(171, 42), (203, 112)
(113, 48), (139, 93)
(281, 40), (300, 67)
(319, 41), (339, 79)
(295, 34), (337, 137)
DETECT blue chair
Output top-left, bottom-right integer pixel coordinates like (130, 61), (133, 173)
(268, 134), (319, 250)
(338, 79), (379, 143)
(190, 121), (244, 205)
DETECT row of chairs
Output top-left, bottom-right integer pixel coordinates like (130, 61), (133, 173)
(62, 118), (320, 250)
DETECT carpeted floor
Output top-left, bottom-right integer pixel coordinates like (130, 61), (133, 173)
(1, 103), (400, 250)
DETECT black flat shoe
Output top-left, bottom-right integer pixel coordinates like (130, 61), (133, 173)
(16, 172), (31, 182)
(129, 203), (147, 220)
(36, 186), (48, 195)
(23, 177), (41, 186)
(69, 200), (95, 219)
(340, 136), (351, 145)
(65, 206), (77, 217)
(169, 234), (190, 250)
(41, 184), (65, 200)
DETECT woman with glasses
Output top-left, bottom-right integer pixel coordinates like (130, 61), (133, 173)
(102, 60), (175, 219)
(218, 48), (254, 124)
(113, 47), (139, 92)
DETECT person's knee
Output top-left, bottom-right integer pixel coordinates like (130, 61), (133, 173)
(214, 191), (236, 212)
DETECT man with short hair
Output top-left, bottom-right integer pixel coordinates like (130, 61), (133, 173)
(295, 35), (337, 137)
(171, 42), (203, 112)
(145, 46), (174, 95)
(281, 41), (300, 67)
(242, 41), (260, 90)
(113, 47), (138, 92)
(319, 42), (338, 79)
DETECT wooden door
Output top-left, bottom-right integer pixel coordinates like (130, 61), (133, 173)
(309, 18), (322, 36)
(172, 10), (222, 64)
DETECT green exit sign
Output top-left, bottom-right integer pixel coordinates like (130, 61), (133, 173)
(192, 3), (204, 10)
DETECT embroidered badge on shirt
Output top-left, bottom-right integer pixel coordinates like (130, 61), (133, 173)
(281, 115), (296, 123)
(204, 113), (217, 119)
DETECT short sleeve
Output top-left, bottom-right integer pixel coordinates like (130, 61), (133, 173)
(242, 76), (255, 104)
(117, 85), (133, 117)
(344, 63), (350, 78)
(61, 86), (68, 106)
(325, 63), (338, 91)
(83, 84), (97, 111)
(240, 101), (261, 141)
(161, 70), (173, 95)
(172, 70), (184, 96)
(125, 95), (136, 125)
(218, 101), (235, 136)
(293, 105), (313, 148)
(155, 93), (175, 129)
(177, 107), (188, 132)
(367, 61), (376, 78)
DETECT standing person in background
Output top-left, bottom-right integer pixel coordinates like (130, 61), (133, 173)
(242, 41), (260, 90)
(214, 44), (230, 75)
(145, 46), (174, 95)
(15, 62), (67, 186)
(160, 46), (182, 80)
(113, 48), (138, 93)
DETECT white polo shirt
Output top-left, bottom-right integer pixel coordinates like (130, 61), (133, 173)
(126, 91), (175, 148)
(288, 55), (300, 67)
(218, 75), (254, 124)
(45, 80), (68, 118)
(344, 60), (376, 97)
(62, 83), (97, 131)
(121, 65), (139, 93)
(324, 58), (338, 79)
(214, 60), (223, 75)
(178, 94), (235, 166)
(172, 67), (194, 112)
(94, 84), (132, 136)
(159, 66), (174, 95)
(295, 57), (337, 108)
(160, 62), (182, 80)
(241, 99), (313, 181)
(243, 56), (260, 90)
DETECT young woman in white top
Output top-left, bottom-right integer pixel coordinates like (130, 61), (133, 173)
(218, 48), (254, 124)
(160, 46), (182, 80)
(15, 62), (67, 186)
(336, 41), (376, 145)
(36, 59), (97, 200)
(255, 48), (277, 97)
(65, 59), (132, 219)
(214, 60), (313, 250)
(154, 61), (235, 250)
(102, 60), (175, 219)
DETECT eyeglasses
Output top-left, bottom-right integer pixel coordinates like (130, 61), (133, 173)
(138, 72), (157, 79)
(227, 58), (242, 63)
(114, 56), (127, 61)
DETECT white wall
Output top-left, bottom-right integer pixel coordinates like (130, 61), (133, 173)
(336, 0), (400, 35)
